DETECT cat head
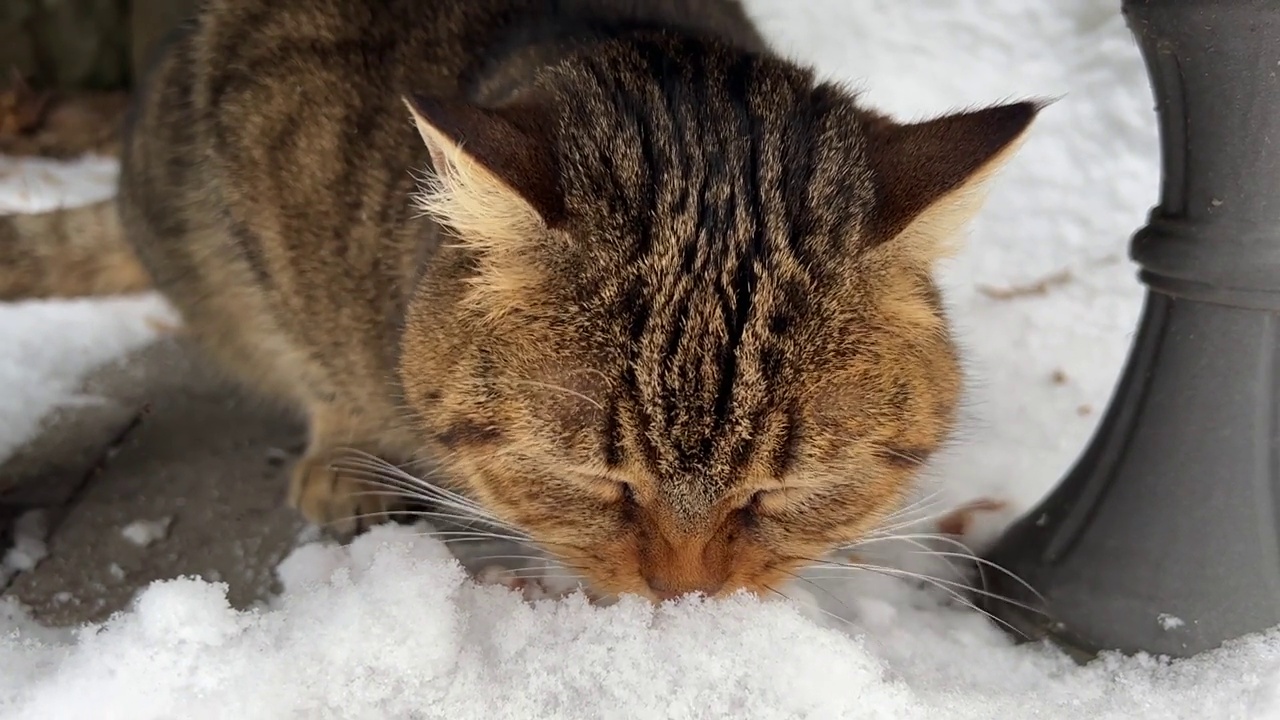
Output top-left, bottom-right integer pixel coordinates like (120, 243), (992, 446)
(398, 34), (1038, 601)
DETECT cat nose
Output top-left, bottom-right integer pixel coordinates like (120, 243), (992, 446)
(643, 573), (725, 601)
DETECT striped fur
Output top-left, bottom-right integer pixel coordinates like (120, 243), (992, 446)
(105, 0), (1038, 600)
(0, 200), (150, 300)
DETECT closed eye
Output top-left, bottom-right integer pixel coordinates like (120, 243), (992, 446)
(746, 488), (790, 515)
(566, 467), (640, 505)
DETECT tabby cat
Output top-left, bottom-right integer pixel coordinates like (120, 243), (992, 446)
(0, 0), (1038, 601)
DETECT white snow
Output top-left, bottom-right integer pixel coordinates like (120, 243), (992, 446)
(3, 526), (1280, 720)
(119, 517), (173, 548)
(0, 155), (118, 214)
(2, 0), (1277, 718)
(0, 511), (49, 587)
(0, 154), (176, 462)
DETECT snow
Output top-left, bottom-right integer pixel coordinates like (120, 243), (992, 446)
(119, 517), (173, 548)
(2, 0), (1277, 718)
(0, 511), (49, 588)
(0, 154), (175, 462)
(0, 155), (118, 214)
(4, 526), (1280, 720)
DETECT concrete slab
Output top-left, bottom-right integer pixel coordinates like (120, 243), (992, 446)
(1, 337), (308, 626)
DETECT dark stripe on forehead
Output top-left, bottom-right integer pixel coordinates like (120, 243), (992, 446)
(712, 54), (768, 425)
(562, 37), (846, 477)
(781, 91), (821, 269)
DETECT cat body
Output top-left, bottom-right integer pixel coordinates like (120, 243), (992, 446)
(6, 0), (1038, 599)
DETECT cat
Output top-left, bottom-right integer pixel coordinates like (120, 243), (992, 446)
(0, 0), (1038, 601)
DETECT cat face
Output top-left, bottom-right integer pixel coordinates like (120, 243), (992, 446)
(399, 36), (1037, 601)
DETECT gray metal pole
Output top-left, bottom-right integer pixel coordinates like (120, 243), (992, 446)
(980, 0), (1280, 658)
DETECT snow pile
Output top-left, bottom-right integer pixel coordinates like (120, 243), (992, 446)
(2, 525), (1280, 720)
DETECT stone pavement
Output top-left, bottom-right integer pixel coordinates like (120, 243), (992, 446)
(0, 337), (308, 626)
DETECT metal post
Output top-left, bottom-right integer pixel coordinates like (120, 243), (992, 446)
(980, 0), (1280, 658)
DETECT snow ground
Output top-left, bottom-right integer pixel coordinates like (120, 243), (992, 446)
(4, 0), (1279, 718)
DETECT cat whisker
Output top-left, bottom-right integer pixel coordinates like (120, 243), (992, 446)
(329, 456), (448, 490)
(331, 463), (502, 524)
(844, 531), (1044, 606)
(470, 553), (562, 565)
(874, 488), (945, 526)
(846, 530), (979, 560)
(431, 533), (587, 561)
(336, 495), (515, 531)
(839, 533), (975, 586)
(807, 566), (1029, 639)
(332, 447), (444, 476)
(318, 509), (477, 532)
(338, 476), (440, 505)
(765, 586), (859, 630)
(327, 456), (441, 486)
(854, 502), (1001, 592)
(503, 569), (583, 580)
(436, 536), (538, 548)
(473, 550), (593, 565)
(860, 501), (969, 541)
(410, 528), (541, 544)
(900, 547), (1045, 606)
(439, 536), (595, 574)
(474, 554), (593, 573)
(329, 447), (441, 476)
(803, 558), (1044, 634)
(334, 469), (510, 529)
(773, 567), (854, 616)
(316, 511), (399, 530)
(850, 528), (986, 567)
(334, 471), (486, 514)
(318, 507), (530, 544)
(880, 447), (930, 468)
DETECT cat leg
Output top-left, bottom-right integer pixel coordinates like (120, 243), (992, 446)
(287, 404), (422, 538)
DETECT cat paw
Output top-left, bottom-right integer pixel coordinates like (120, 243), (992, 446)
(287, 451), (395, 537)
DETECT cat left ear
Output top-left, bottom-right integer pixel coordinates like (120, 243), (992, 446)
(861, 100), (1043, 256)
(403, 94), (565, 241)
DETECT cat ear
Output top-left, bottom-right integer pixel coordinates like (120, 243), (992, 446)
(402, 94), (565, 243)
(862, 101), (1042, 257)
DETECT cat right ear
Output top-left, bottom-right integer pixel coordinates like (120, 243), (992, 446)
(861, 100), (1042, 261)
(402, 94), (565, 245)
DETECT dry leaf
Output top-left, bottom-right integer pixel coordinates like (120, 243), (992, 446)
(936, 498), (1009, 537)
(977, 268), (1073, 300)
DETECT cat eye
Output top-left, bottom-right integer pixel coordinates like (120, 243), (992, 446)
(736, 490), (770, 529)
(745, 488), (792, 516)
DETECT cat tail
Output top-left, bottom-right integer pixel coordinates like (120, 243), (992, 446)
(0, 198), (151, 301)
